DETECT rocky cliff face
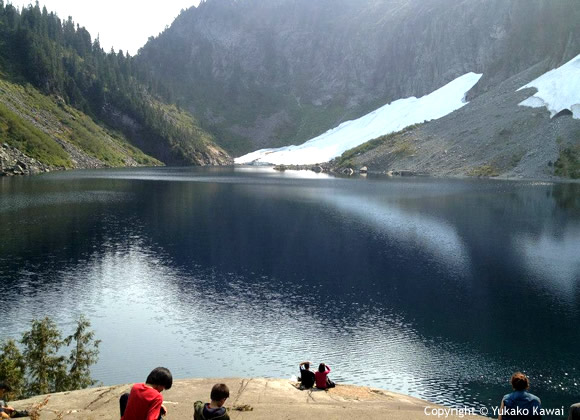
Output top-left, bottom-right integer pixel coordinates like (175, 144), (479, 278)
(137, 0), (580, 155)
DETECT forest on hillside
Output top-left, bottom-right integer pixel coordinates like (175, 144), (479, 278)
(0, 1), (226, 165)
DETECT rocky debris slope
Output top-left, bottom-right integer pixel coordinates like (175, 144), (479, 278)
(339, 61), (580, 179)
(1, 143), (51, 176)
(10, 378), (484, 420)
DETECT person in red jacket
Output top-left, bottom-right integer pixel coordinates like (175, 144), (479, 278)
(315, 363), (335, 390)
(120, 367), (173, 420)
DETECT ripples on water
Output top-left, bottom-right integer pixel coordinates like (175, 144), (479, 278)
(0, 168), (579, 415)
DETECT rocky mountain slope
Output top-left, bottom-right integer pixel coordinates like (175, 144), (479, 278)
(0, 78), (159, 176)
(333, 60), (580, 179)
(0, 3), (231, 176)
(0, 77), (230, 176)
(137, 0), (580, 156)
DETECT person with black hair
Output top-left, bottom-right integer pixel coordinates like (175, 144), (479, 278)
(298, 361), (315, 390)
(194, 383), (230, 420)
(120, 367), (173, 420)
(315, 363), (335, 390)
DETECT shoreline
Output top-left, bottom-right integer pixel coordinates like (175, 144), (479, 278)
(270, 163), (580, 184)
(11, 377), (486, 419)
(2, 162), (579, 184)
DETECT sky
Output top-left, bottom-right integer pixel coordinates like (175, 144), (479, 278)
(10, 0), (201, 54)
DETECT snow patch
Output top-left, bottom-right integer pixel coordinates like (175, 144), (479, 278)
(235, 72), (483, 166)
(518, 53), (580, 119)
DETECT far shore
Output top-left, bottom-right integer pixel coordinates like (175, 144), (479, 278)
(11, 377), (486, 420)
(3, 162), (579, 184)
(270, 163), (580, 183)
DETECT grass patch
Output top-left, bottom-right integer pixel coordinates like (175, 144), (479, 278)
(467, 165), (500, 177)
(555, 144), (580, 179)
(393, 140), (417, 157)
(334, 124), (421, 168)
(0, 102), (71, 167)
(510, 151), (525, 168)
(0, 79), (160, 168)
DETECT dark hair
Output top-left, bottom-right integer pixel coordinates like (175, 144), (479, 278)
(0, 383), (11, 392)
(318, 363), (326, 373)
(511, 372), (529, 391)
(304, 362), (310, 370)
(146, 367), (173, 390)
(210, 383), (230, 401)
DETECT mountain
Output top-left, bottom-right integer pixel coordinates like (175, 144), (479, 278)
(136, 0), (580, 159)
(332, 56), (580, 179)
(235, 53), (580, 180)
(0, 3), (231, 176)
(235, 72), (483, 165)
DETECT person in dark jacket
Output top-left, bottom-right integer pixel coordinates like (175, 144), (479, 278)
(298, 361), (315, 390)
(569, 403), (580, 420)
(193, 383), (230, 420)
(498, 372), (541, 420)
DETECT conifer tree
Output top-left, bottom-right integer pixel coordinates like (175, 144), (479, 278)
(0, 316), (101, 399)
(20, 317), (67, 396)
(0, 339), (26, 398)
(64, 315), (101, 390)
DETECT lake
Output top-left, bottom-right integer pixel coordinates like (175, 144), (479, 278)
(0, 167), (579, 415)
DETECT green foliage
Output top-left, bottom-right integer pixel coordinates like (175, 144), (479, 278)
(0, 340), (26, 399)
(0, 3), (223, 165)
(338, 159), (355, 169)
(392, 141), (417, 157)
(334, 124), (421, 168)
(64, 315), (101, 390)
(555, 144), (580, 179)
(21, 317), (68, 396)
(467, 165), (500, 177)
(0, 79), (160, 167)
(510, 151), (525, 168)
(0, 101), (71, 167)
(0, 316), (100, 399)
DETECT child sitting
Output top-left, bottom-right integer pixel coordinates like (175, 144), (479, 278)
(120, 367), (172, 420)
(194, 383), (230, 420)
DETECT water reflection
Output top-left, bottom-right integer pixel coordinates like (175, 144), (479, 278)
(518, 228), (580, 299)
(0, 168), (579, 413)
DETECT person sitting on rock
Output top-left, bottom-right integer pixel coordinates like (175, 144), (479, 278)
(315, 363), (336, 390)
(498, 372), (541, 420)
(0, 383), (29, 419)
(298, 361), (315, 390)
(120, 367), (172, 420)
(194, 383), (230, 420)
(569, 403), (580, 420)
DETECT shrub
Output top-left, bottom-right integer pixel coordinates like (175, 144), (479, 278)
(0, 316), (100, 399)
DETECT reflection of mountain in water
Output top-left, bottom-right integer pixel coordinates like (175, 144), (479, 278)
(0, 169), (579, 411)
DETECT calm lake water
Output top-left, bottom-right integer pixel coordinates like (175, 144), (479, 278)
(1, 167), (579, 415)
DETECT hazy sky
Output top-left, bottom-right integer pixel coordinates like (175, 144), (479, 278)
(10, 0), (201, 54)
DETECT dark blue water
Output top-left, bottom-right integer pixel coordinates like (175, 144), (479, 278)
(1, 167), (579, 416)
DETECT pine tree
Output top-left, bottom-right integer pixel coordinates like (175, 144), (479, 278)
(64, 315), (101, 390)
(0, 339), (26, 398)
(20, 317), (68, 396)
